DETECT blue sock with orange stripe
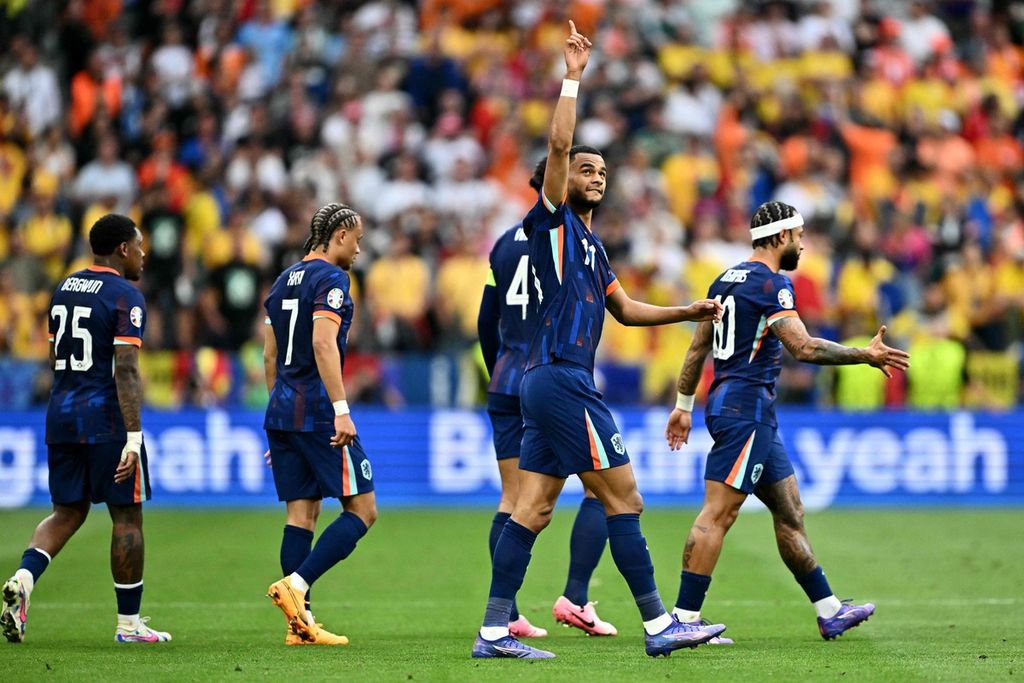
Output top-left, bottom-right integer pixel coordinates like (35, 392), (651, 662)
(563, 497), (607, 606)
(488, 512), (520, 621)
(295, 512), (367, 587)
(281, 525), (314, 609)
(606, 513), (667, 622)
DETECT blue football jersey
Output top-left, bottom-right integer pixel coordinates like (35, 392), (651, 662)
(705, 261), (799, 428)
(264, 255), (354, 432)
(487, 223), (534, 396)
(46, 266), (147, 444)
(522, 197), (619, 373)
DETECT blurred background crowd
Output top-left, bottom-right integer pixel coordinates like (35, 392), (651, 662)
(0, 0), (1022, 411)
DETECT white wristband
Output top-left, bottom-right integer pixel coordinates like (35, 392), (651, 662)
(125, 431), (143, 451)
(560, 78), (580, 98)
(333, 400), (350, 416)
(675, 393), (695, 412)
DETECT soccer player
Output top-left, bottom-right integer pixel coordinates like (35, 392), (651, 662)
(264, 203), (375, 646)
(2, 214), (170, 644)
(665, 201), (911, 640)
(472, 21), (726, 660)
(477, 162), (616, 639)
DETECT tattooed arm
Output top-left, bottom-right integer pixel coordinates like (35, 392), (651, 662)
(665, 321), (713, 450)
(771, 316), (910, 377)
(114, 345), (143, 432)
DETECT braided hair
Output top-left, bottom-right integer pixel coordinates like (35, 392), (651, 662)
(303, 203), (361, 254)
(750, 200), (798, 249)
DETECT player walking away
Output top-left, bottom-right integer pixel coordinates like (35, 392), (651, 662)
(665, 201), (911, 641)
(472, 21), (726, 660)
(478, 162), (616, 640)
(264, 203), (376, 646)
(2, 214), (170, 644)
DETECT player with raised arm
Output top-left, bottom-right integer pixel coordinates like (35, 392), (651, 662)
(2, 214), (170, 644)
(665, 201), (911, 641)
(264, 203), (375, 646)
(472, 21), (726, 660)
(478, 163), (616, 640)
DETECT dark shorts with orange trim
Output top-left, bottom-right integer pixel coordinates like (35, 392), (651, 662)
(704, 417), (793, 494)
(267, 430), (374, 501)
(487, 393), (523, 460)
(519, 361), (629, 478)
(47, 441), (151, 506)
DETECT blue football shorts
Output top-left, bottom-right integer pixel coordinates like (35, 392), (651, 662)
(486, 392), (523, 460)
(267, 430), (374, 501)
(704, 416), (794, 494)
(47, 441), (152, 506)
(518, 361), (630, 478)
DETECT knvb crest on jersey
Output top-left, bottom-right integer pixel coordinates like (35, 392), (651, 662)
(361, 459), (373, 480)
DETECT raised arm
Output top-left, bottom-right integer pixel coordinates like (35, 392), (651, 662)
(664, 321), (713, 450)
(114, 345), (143, 483)
(771, 317), (910, 377)
(312, 317), (357, 448)
(605, 285), (722, 326)
(541, 21), (592, 209)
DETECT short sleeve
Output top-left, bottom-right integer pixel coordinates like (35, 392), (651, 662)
(312, 270), (349, 325)
(764, 274), (799, 327)
(522, 195), (565, 236)
(114, 286), (146, 347)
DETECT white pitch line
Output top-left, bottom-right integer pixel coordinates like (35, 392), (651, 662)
(30, 597), (1021, 610)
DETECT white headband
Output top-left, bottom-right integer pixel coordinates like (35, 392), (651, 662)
(750, 214), (804, 240)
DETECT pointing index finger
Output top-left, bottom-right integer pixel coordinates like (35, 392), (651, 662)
(569, 20), (577, 35)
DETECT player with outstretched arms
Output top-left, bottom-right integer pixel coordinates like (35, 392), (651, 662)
(2, 214), (170, 644)
(478, 164), (617, 640)
(472, 21), (727, 660)
(665, 201), (911, 641)
(264, 203), (376, 646)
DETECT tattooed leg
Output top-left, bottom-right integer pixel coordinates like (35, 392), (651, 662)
(754, 475), (817, 576)
(682, 481), (747, 575)
(108, 504), (144, 584)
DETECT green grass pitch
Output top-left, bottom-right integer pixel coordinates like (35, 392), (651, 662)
(1, 507), (1021, 681)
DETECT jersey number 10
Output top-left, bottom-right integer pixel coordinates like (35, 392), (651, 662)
(712, 295), (736, 360)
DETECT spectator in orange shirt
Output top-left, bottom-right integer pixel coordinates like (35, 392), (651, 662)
(69, 50), (122, 138)
(974, 109), (1023, 176)
(137, 130), (192, 211)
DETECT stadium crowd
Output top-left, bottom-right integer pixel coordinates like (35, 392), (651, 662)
(0, 0), (1021, 409)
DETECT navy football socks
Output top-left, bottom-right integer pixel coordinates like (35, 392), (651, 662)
(281, 524), (314, 607)
(796, 565), (834, 602)
(114, 581), (143, 615)
(482, 520), (536, 628)
(563, 497), (607, 606)
(19, 548), (50, 583)
(488, 512), (520, 621)
(676, 570), (713, 612)
(606, 513), (667, 621)
(295, 512), (367, 587)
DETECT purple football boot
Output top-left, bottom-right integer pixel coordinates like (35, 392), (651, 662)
(819, 601), (875, 640)
(472, 633), (556, 659)
(645, 618), (727, 657)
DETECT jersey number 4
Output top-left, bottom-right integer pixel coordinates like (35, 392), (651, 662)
(506, 255), (530, 320)
(51, 305), (94, 371)
(712, 295), (736, 360)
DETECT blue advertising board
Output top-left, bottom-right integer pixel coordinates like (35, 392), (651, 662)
(0, 408), (1020, 508)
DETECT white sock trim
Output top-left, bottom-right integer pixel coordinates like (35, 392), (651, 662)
(643, 613), (674, 635)
(117, 614), (142, 627)
(289, 573), (310, 594)
(30, 547), (52, 562)
(479, 626), (509, 641)
(114, 580), (144, 590)
(14, 569), (34, 593)
(814, 595), (842, 619)
(672, 608), (701, 623)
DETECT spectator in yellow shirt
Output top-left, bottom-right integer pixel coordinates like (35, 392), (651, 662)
(18, 172), (71, 285)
